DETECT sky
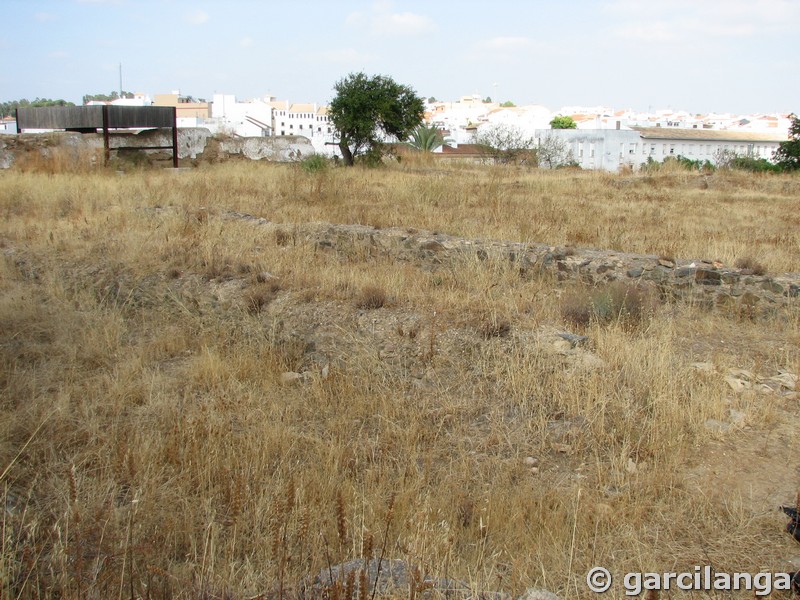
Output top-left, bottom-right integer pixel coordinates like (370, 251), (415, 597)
(2, 0), (798, 115)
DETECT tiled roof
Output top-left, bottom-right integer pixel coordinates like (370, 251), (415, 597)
(632, 127), (787, 142)
(440, 144), (484, 156)
(289, 103), (316, 113)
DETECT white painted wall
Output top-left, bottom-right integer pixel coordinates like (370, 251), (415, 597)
(539, 129), (784, 171)
(209, 94), (274, 137)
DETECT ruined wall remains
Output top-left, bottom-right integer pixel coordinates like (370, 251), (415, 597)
(0, 128), (315, 168)
(235, 216), (798, 315)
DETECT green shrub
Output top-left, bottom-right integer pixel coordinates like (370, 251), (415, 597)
(728, 156), (781, 173)
(356, 145), (386, 168)
(300, 154), (330, 174)
(641, 155), (714, 173)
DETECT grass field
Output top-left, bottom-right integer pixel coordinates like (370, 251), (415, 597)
(1, 158), (799, 599)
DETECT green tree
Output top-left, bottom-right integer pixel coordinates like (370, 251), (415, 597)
(550, 115), (577, 129)
(328, 72), (425, 166)
(774, 113), (800, 171)
(1, 97), (75, 117)
(407, 124), (450, 152)
(82, 90), (134, 104)
(500, 100), (516, 107)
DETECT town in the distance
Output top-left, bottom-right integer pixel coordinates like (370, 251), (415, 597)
(1, 89), (793, 172)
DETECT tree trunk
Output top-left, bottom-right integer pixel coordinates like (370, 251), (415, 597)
(339, 141), (354, 166)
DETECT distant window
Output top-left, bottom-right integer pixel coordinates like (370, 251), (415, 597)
(290, 125), (293, 129)
(281, 130), (285, 135)
(299, 124), (303, 129)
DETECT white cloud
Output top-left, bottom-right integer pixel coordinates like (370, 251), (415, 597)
(346, 1), (436, 37)
(605, 0), (799, 40)
(373, 11), (436, 36)
(615, 22), (678, 43)
(35, 12), (57, 22)
(478, 36), (532, 50)
(305, 47), (376, 64)
(345, 11), (366, 27)
(48, 50), (69, 59)
(239, 36), (254, 48)
(470, 36), (542, 64)
(187, 10), (209, 26)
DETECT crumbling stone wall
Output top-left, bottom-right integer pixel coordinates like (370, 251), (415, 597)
(0, 128), (315, 168)
(240, 217), (798, 314)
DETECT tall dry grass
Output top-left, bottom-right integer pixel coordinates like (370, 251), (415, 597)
(1, 160), (799, 599)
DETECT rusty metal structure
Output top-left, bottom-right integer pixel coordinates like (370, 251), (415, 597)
(15, 105), (179, 167)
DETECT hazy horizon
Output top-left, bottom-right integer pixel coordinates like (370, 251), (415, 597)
(2, 0), (798, 116)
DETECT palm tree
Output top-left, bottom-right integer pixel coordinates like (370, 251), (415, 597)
(407, 124), (451, 152)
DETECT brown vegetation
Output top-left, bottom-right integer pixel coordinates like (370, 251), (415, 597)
(1, 160), (799, 599)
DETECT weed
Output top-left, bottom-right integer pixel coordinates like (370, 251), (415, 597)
(734, 256), (767, 275)
(477, 315), (512, 339)
(245, 282), (280, 314)
(561, 281), (659, 327)
(355, 285), (387, 309)
(300, 154), (331, 174)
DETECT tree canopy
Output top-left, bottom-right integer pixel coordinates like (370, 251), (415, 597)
(1, 98), (75, 118)
(407, 124), (450, 153)
(774, 113), (800, 171)
(550, 115), (578, 129)
(329, 72), (425, 166)
(82, 91), (134, 105)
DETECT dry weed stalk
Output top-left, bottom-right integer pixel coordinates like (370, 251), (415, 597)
(336, 490), (349, 552)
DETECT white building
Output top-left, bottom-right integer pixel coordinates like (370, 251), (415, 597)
(426, 95), (502, 144)
(210, 94), (273, 137)
(85, 93), (152, 107)
(537, 127), (788, 172)
(484, 104), (552, 133)
(0, 117), (17, 134)
(270, 101), (336, 155)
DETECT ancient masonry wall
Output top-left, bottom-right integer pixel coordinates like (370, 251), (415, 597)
(262, 219), (798, 314)
(0, 128), (315, 167)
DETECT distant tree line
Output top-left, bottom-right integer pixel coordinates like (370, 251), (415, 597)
(1, 98), (75, 118)
(82, 91), (135, 104)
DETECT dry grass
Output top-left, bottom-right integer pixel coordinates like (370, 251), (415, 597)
(1, 160), (799, 599)
(355, 285), (388, 310)
(734, 256), (768, 276)
(561, 282), (660, 329)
